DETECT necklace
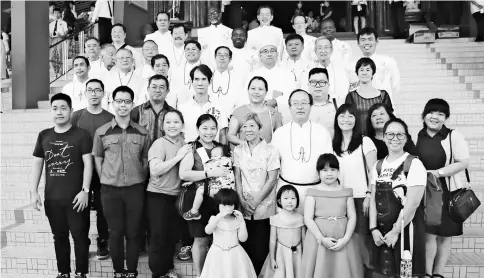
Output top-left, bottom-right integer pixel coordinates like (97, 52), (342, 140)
(73, 77), (88, 102)
(172, 44), (184, 66)
(290, 122), (312, 163)
(118, 71), (134, 86)
(211, 70), (231, 97)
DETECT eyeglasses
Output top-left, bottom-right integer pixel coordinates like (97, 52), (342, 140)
(309, 80), (328, 88)
(113, 99), (133, 105)
(384, 133), (406, 140)
(216, 54), (230, 59)
(86, 88), (103, 94)
(117, 57), (132, 61)
(316, 46), (332, 52)
(260, 49), (277, 54)
(290, 102), (310, 107)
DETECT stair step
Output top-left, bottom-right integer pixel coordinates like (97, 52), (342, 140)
(398, 90), (481, 100)
(445, 58), (484, 64)
(431, 46), (484, 52)
(450, 63), (484, 70)
(0, 245), (195, 278)
(457, 69), (484, 76)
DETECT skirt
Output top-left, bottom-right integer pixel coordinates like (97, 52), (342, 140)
(352, 4), (367, 17)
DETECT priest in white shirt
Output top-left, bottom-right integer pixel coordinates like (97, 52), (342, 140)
(281, 33), (312, 89)
(229, 28), (258, 81)
(247, 5), (284, 59)
(100, 43), (116, 71)
(301, 36), (350, 103)
(144, 12), (172, 56)
(85, 37), (109, 80)
(349, 27), (400, 99)
(210, 46), (245, 116)
(282, 15), (316, 61)
(166, 23), (188, 71)
(111, 23), (144, 69)
(103, 48), (145, 109)
(321, 19), (352, 64)
(134, 40), (158, 80)
(271, 89), (333, 214)
(170, 40), (203, 107)
(198, 6), (232, 68)
(246, 43), (295, 107)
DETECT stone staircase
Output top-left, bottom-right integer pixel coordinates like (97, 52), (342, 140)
(2, 38), (484, 278)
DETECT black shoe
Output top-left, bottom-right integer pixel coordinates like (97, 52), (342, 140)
(74, 273), (87, 278)
(96, 238), (109, 260)
(126, 272), (138, 278)
(56, 274), (70, 278)
(114, 273), (125, 278)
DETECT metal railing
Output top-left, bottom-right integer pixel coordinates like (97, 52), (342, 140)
(49, 22), (98, 84)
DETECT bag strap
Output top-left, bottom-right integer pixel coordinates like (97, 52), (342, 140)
(361, 137), (369, 187)
(332, 98), (338, 111)
(376, 159), (383, 176)
(400, 218), (414, 256)
(402, 155), (416, 178)
(448, 130), (471, 183)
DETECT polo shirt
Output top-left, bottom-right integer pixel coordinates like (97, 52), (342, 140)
(130, 100), (174, 143)
(92, 118), (151, 187)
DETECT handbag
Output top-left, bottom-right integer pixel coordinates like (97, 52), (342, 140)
(400, 218), (413, 278)
(447, 130), (481, 223)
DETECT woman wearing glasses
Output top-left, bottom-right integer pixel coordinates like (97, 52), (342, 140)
(416, 99), (470, 278)
(345, 57), (393, 135)
(368, 118), (427, 277)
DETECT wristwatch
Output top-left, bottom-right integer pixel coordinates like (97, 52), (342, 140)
(82, 188), (90, 193)
(438, 169), (444, 177)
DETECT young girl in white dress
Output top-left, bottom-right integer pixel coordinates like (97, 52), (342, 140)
(259, 185), (306, 278)
(200, 188), (257, 278)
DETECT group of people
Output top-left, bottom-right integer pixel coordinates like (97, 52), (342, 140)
(31, 4), (473, 278)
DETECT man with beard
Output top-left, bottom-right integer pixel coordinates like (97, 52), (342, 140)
(320, 19), (352, 63)
(197, 6), (232, 68)
(71, 79), (114, 261)
(247, 5), (284, 60)
(229, 28), (257, 81)
(144, 12), (172, 55)
(282, 15), (316, 61)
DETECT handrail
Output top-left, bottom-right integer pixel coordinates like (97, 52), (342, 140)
(49, 22), (98, 48)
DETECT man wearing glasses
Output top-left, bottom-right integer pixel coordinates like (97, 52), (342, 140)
(247, 5), (284, 59)
(246, 43), (294, 107)
(104, 48), (145, 110)
(302, 36), (350, 103)
(71, 79), (114, 261)
(92, 86), (151, 278)
(271, 89), (333, 214)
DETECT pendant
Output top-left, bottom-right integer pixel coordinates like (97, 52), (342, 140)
(291, 246), (297, 253)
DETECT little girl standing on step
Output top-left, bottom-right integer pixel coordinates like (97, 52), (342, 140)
(259, 184), (306, 278)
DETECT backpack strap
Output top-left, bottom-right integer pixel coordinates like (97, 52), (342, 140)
(402, 155), (416, 178)
(332, 98), (338, 111)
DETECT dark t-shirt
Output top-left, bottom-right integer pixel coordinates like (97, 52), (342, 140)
(71, 108), (114, 139)
(33, 126), (92, 200)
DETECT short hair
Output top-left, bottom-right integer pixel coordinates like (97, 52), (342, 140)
(86, 79), (105, 91)
(276, 185), (300, 209)
(383, 118), (411, 139)
(285, 33), (304, 45)
(190, 64), (213, 81)
(366, 103), (396, 138)
(51, 93), (72, 109)
(111, 23), (127, 33)
(49, 2), (55, 7)
(148, 74), (170, 90)
(171, 23), (188, 34)
(422, 98), (450, 120)
(288, 89), (314, 107)
(143, 40), (158, 47)
(357, 27), (379, 41)
(156, 11), (170, 20)
(184, 40), (201, 51)
(163, 109), (185, 124)
(214, 188), (240, 210)
(321, 18), (336, 27)
(293, 15), (307, 24)
(214, 46), (233, 59)
(315, 35), (333, 48)
(53, 7), (61, 13)
(151, 54), (170, 68)
(116, 48), (133, 57)
(112, 86), (134, 101)
(196, 114), (218, 129)
(308, 67), (329, 80)
(73, 56), (90, 67)
(355, 57), (376, 76)
(243, 112), (263, 129)
(257, 5), (274, 15)
(101, 43), (116, 51)
(247, 76), (268, 91)
(316, 153), (340, 171)
(85, 37), (100, 46)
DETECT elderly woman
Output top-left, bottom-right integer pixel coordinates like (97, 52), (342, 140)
(345, 57), (393, 135)
(228, 76), (282, 145)
(416, 99), (470, 278)
(233, 112), (280, 275)
(369, 118), (427, 277)
(179, 114), (232, 277)
(366, 103), (417, 160)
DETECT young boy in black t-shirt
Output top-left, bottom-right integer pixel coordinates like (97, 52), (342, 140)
(31, 93), (93, 278)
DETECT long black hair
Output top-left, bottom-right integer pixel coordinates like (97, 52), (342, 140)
(332, 104), (363, 156)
